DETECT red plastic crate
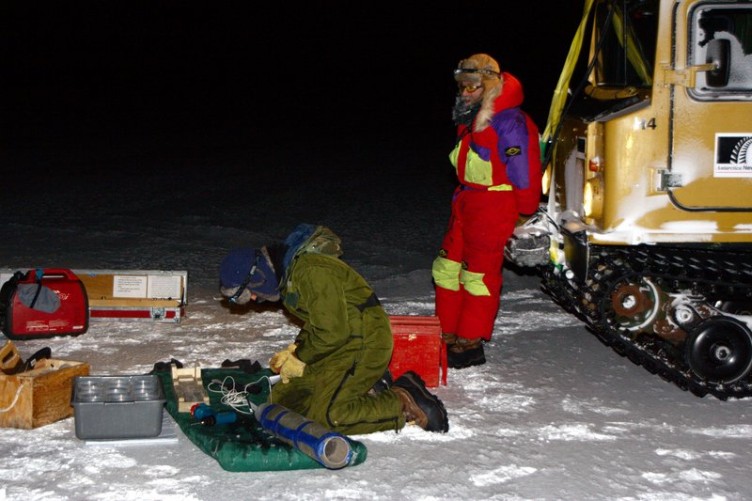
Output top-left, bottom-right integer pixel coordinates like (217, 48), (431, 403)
(388, 315), (447, 387)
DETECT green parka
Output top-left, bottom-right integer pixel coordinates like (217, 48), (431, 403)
(270, 252), (406, 434)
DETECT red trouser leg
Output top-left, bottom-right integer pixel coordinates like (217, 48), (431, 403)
(433, 190), (516, 341)
(434, 189), (464, 336)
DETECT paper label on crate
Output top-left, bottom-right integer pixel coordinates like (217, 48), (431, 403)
(147, 275), (182, 299)
(112, 275), (148, 298)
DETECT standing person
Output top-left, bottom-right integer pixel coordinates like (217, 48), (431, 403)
(219, 224), (449, 435)
(432, 53), (542, 369)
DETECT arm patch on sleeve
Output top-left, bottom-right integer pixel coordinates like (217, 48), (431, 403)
(505, 146), (522, 157)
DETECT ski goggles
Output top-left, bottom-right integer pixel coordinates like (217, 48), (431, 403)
(454, 67), (500, 79)
(458, 82), (483, 93)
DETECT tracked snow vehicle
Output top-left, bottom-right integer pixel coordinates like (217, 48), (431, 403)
(506, 0), (752, 398)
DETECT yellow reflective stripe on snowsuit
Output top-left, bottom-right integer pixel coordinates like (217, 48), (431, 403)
(460, 268), (490, 296)
(432, 254), (490, 296)
(449, 143), (512, 191)
(432, 255), (461, 291)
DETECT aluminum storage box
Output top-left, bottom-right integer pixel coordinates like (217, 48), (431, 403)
(72, 375), (166, 440)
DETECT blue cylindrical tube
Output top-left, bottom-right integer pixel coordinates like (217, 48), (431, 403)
(191, 403), (214, 420)
(256, 402), (353, 469)
(201, 411), (237, 426)
(191, 404), (238, 426)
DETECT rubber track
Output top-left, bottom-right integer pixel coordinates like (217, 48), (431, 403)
(541, 244), (752, 400)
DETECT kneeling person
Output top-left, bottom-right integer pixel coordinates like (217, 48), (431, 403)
(219, 224), (449, 435)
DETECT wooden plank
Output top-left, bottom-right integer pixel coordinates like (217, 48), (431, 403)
(87, 298), (181, 307)
(171, 366), (208, 413)
(77, 274), (114, 300)
(0, 341), (23, 373)
(77, 270), (187, 322)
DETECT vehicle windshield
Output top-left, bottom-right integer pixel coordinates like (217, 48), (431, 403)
(591, 0), (658, 88)
(563, 0), (657, 122)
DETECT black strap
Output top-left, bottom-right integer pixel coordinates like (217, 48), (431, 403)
(22, 347), (52, 372)
(150, 358), (184, 374)
(356, 292), (381, 312)
(29, 269), (44, 309)
(220, 358), (263, 374)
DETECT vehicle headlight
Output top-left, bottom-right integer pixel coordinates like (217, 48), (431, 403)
(583, 176), (604, 219)
(541, 164), (552, 196)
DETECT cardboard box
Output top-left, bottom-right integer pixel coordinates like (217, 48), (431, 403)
(388, 315), (447, 387)
(0, 358), (90, 429)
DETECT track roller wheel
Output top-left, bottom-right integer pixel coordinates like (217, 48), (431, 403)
(606, 277), (662, 333)
(685, 316), (752, 384)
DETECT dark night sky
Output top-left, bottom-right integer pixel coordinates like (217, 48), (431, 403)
(2, 2), (581, 175)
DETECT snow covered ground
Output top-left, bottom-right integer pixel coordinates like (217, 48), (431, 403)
(2, 146), (752, 501)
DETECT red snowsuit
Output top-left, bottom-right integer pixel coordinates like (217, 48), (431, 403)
(432, 72), (541, 342)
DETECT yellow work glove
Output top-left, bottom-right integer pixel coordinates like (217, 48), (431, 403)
(277, 354), (306, 384)
(269, 343), (297, 373)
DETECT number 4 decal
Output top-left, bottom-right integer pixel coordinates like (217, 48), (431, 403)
(637, 118), (657, 130)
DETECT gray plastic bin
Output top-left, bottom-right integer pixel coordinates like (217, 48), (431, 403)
(72, 375), (166, 440)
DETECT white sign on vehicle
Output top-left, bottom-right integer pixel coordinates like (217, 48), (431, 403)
(714, 133), (752, 177)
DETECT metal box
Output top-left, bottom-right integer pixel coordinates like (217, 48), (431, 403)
(72, 375), (166, 440)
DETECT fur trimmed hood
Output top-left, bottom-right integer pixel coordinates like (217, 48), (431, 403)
(473, 72), (524, 131)
(454, 54), (524, 132)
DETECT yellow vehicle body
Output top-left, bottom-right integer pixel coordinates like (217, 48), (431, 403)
(508, 0), (752, 398)
(552, 0), (752, 245)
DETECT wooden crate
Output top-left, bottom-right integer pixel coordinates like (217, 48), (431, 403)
(388, 315), (447, 387)
(75, 269), (187, 322)
(0, 359), (90, 429)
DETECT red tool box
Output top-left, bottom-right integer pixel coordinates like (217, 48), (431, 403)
(388, 315), (447, 387)
(0, 268), (89, 339)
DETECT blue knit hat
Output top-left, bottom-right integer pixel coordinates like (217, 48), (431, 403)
(219, 247), (280, 303)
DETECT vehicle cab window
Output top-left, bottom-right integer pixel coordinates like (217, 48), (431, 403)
(691, 5), (752, 98)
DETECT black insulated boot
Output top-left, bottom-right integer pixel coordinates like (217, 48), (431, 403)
(392, 371), (449, 433)
(446, 337), (485, 369)
(368, 368), (393, 395)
